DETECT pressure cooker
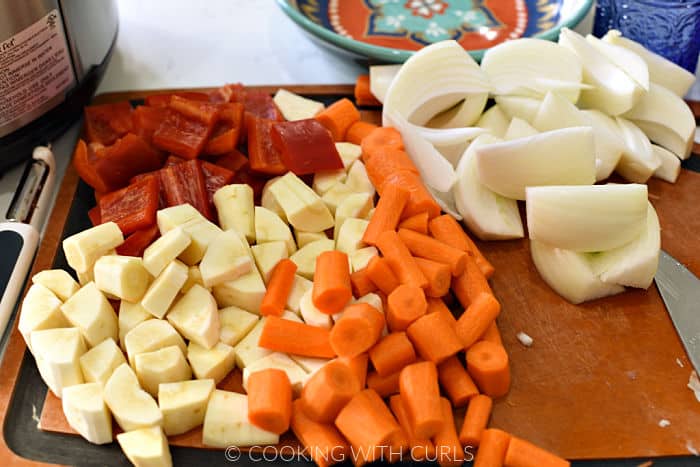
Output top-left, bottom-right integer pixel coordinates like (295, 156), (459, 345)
(0, 0), (118, 171)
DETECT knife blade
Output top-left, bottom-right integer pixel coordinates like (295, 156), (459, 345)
(655, 250), (700, 373)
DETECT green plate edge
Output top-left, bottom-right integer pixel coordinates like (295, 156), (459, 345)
(277, 0), (595, 63)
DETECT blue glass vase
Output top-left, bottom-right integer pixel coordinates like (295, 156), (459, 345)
(593, 0), (700, 72)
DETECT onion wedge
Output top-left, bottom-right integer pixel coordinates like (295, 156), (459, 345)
(526, 184), (648, 252)
(481, 38), (584, 103)
(476, 105), (510, 139)
(651, 145), (681, 183)
(476, 127), (596, 200)
(623, 83), (695, 160)
(454, 135), (524, 240)
(589, 202), (660, 289)
(427, 94), (489, 128)
(585, 34), (649, 91)
(494, 96), (542, 123)
(369, 64), (401, 104)
(530, 240), (625, 304)
(614, 117), (661, 183)
(533, 92), (625, 181)
(504, 118), (538, 140)
(602, 30), (696, 97)
(559, 28), (644, 116)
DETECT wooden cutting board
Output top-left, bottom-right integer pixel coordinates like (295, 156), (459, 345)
(2, 85), (700, 465)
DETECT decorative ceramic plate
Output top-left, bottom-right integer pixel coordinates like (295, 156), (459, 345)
(278, 0), (594, 62)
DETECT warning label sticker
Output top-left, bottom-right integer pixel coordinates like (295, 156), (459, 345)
(0, 10), (76, 137)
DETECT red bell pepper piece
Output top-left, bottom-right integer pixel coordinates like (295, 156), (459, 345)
(116, 225), (160, 257)
(169, 95), (220, 126)
(211, 149), (248, 173)
(226, 83), (247, 103)
(201, 161), (235, 204)
(161, 160), (213, 220)
(87, 206), (102, 226)
(271, 119), (344, 175)
(84, 102), (133, 145)
(204, 103), (245, 155)
(72, 140), (111, 194)
(99, 176), (160, 235)
(245, 90), (283, 121)
(247, 116), (286, 175)
(131, 105), (168, 145)
(94, 133), (164, 191)
(165, 155), (187, 167)
(145, 91), (210, 108)
(152, 109), (212, 159)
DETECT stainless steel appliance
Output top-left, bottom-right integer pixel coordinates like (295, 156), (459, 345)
(0, 0), (118, 171)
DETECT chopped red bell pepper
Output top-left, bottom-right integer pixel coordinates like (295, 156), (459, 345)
(247, 116), (286, 175)
(84, 102), (133, 145)
(271, 118), (344, 175)
(94, 133), (164, 191)
(169, 95), (220, 126)
(116, 225), (160, 257)
(72, 139), (111, 194)
(245, 90), (283, 121)
(226, 83), (247, 103)
(87, 206), (102, 226)
(205, 127), (241, 155)
(131, 105), (168, 145)
(165, 155), (187, 167)
(99, 176), (160, 235)
(152, 109), (212, 159)
(161, 160), (213, 220)
(145, 91), (210, 108)
(204, 103), (244, 155)
(201, 161), (235, 204)
(211, 149), (248, 173)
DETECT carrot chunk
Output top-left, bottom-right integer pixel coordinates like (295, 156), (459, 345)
(399, 361), (443, 440)
(315, 98), (361, 142)
(433, 397), (464, 467)
(398, 228), (468, 276)
(389, 395), (436, 461)
(313, 251), (352, 315)
(260, 259), (298, 316)
(346, 121), (378, 145)
(375, 230), (428, 290)
(329, 303), (384, 358)
(430, 214), (495, 278)
(413, 257), (451, 298)
(474, 428), (511, 467)
(406, 310), (462, 365)
(456, 293), (501, 350)
(387, 284), (428, 332)
(504, 436), (570, 467)
(366, 369), (401, 398)
(369, 332), (417, 377)
(291, 399), (350, 467)
(247, 369), (292, 434)
(362, 184), (410, 246)
(459, 394), (493, 447)
(437, 356), (479, 408)
(354, 75), (382, 107)
(398, 212), (430, 235)
(365, 256), (400, 296)
(301, 360), (362, 423)
(259, 316), (336, 359)
(350, 268), (377, 298)
(466, 341), (510, 398)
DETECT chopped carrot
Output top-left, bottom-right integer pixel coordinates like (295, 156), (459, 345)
(406, 311), (462, 365)
(375, 230), (428, 290)
(354, 75), (382, 107)
(360, 127), (405, 162)
(362, 183), (410, 246)
(350, 268), (377, 298)
(398, 228), (468, 276)
(291, 399), (350, 467)
(315, 98), (360, 142)
(426, 297), (457, 327)
(365, 148), (419, 189)
(466, 341), (510, 398)
(259, 316), (336, 359)
(388, 427), (411, 464)
(429, 214), (495, 279)
(451, 254), (494, 308)
(260, 258), (298, 316)
(456, 293), (501, 349)
(338, 353), (369, 389)
(481, 322), (503, 347)
(459, 394), (493, 447)
(398, 212), (430, 235)
(413, 257), (451, 298)
(433, 397), (464, 467)
(247, 368), (292, 434)
(365, 256), (400, 296)
(389, 395), (436, 461)
(366, 369), (401, 398)
(329, 303), (385, 358)
(335, 389), (401, 465)
(301, 360), (362, 423)
(346, 121), (378, 145)
(503, 436), (570, 467)
(369, 332), (417, 377)
(387, 284), (428, 332)
(380, 170), (441, 219)
(474, 428), (511, 467)
(438, 356), (479, 408)
(399, 361), (443, 440)
(313, 251), (352, 314)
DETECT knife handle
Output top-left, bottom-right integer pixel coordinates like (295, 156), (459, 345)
(0, 223), (39, 340)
